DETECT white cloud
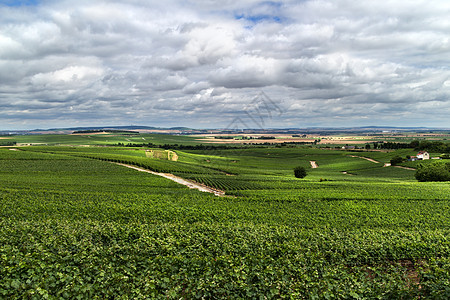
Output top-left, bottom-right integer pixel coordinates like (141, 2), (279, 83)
(1, 0), (450, 129)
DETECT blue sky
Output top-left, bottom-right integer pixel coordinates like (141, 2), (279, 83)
(1, 0), (450, 130)
(235, 1), (283, 24)
(1, 0), (39, 6)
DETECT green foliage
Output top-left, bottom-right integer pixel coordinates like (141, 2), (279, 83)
(0, 141), (16, 146)
(416, 140), (450, 152)
(293, 166), (307, 178)
(390, 155), (404, 166)
(415, 161), (450, 182)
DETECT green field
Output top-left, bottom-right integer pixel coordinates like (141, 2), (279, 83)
(0, 132), (202, 146)
(1, 134), (450, 298)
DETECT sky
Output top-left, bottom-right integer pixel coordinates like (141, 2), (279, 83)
(1, 0), (450, 130)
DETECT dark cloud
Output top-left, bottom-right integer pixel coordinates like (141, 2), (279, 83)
(1, 0), (450, 130)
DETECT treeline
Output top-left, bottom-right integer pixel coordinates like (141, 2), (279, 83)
(377, 142), (412, 150)
(374, 140), (450, 152)
(276, 141), (317, 146)
(414, 140), (450, 152)
(0, 141), (16, 146)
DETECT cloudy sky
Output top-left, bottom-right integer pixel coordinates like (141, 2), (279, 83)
(1, 0), (450, 130)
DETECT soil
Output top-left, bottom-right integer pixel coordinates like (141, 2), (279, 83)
(348, 155), (380, 163)
(310, 161), (318, 168)
(394, 166), (416, 171)
(114, 163), (225, 196)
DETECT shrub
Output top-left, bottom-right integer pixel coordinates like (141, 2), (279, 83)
(415, 161), (450, 182)
(294, 166), (307, 178)
(390, 156), (404, 166)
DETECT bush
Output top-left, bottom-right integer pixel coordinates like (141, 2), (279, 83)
(415, 161), (450, 182)
(390, 156), (404, 166)
(294, 166), (307, 178)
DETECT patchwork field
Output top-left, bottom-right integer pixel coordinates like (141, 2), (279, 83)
(1, 134), (450, 298)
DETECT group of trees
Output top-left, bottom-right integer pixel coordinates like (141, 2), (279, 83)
(368, 140), (450, 152)
(390, 156), (404, 166)
(0, 141), (16, 146)
(415, 140), (450, 152)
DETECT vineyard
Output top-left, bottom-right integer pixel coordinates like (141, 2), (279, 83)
(1, 141), (450, 298)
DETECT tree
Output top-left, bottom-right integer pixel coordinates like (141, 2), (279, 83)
(294, 166), (307, 178)
(409, 140), (420, 149)
(390, 156), (403, 166)
(415, 161), (450, 182)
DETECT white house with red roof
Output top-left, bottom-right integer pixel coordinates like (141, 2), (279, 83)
(416, 151), (430, 160)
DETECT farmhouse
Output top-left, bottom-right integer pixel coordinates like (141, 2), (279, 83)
(417, 151), (430, 160)
(410, 151), (430, 161)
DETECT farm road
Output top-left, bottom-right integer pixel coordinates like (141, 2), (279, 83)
(114, 163), (225, 196)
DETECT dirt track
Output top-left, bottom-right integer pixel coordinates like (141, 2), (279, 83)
(394, 166), (416, 171)
(348, 155), (380, 163)
(114, 163), (225, 196)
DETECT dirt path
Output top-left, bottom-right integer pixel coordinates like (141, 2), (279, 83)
(348, 155), (380, 163)
(114, 163), (225, 196)
(383, 163), (415, 170)
(393, 166), (416, 171)
(310, 161), (318, 168)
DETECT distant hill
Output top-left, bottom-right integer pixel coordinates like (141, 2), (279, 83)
(1, 125), (449, 136)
